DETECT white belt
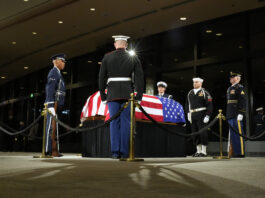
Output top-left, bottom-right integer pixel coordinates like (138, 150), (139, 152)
(190, 107), (207, 113)
(107, 77), (132, 84)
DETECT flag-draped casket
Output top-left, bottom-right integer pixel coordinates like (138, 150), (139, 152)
(80, 91), (186, 124)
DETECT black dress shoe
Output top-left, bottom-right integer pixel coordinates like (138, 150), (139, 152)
(111, 155), (120, 159)
(192, 152), (200, 157)
(52, 153), (63, 157)
(199, 153), (207, 157)
(232, 155), (245, 158)
(45, 152), (52, 156)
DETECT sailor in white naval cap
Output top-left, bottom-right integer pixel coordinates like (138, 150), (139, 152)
(157, 81), (173, 99)
(185, 77), (213, 157)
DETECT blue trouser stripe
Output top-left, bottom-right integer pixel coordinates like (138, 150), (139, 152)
(228, 118), (245, 156)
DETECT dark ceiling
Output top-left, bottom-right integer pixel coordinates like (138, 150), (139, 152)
(0, 0), (264, 85)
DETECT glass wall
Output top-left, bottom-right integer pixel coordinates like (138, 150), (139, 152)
(1, 7), (265, 152)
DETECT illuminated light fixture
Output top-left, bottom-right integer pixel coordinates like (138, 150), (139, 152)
(63, 72), (67, 75)
(98, 62), (102, 65)
(87, 60), (93, 63)
(32, 32), (37, 35)
(128, 50), (136, 56)
(206, 30), (212, 33)
(220, 70), (224, 73)
(180, 17), (187, 21)
(24, 0), (29, 2)
(90, 8), (96, 11)
(238, 45), (243, 49)
(24, 66), (29, 70)
(1, 76), (6, 79)
(58, 20), (63, 24)
(216, 33), (223, 36)
(12, 41), (16, 45)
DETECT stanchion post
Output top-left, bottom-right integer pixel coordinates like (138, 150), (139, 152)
(120, 93), (144, 162)
(213, 109), (229, 160)
(33, 104), (52, 158)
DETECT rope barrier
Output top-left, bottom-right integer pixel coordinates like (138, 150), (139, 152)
(0, 114), (42, 136)
(208, 128), (229, 141)
(48, 102), (129, 137)
(136, 103), (218, 138)
(225, 120), (265, 141)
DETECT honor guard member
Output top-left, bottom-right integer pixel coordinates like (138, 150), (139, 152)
(254, 107), (265, 136)
(185, 77), (213, 157)
(226, 71), (246, 158)
(157, 81), (173, 99)
(44, 53), (66, 157)
(99, 35), (144, 159)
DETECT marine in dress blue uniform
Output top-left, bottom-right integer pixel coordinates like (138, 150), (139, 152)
(44, 53), (66, 157)
(98, 35), (144, 159)
(157, 81), (173, 99)
(226, 71), (246, 158)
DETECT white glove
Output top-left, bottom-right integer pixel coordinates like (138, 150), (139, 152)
(237, 114), (243, 121)
(203, 115), (210, 124)
(187, 112), (191, 123)
(102, 101), (107, 104)
(48, 107), (56, 116)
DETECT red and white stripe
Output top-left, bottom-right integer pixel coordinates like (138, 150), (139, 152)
(136, 94), (163, 122)
(80, 91), (163, 122)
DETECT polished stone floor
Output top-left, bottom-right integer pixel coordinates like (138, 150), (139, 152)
(0, 152), (265, 198)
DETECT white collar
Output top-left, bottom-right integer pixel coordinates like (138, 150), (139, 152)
(193, 88), (201, 94)
(232, 82), (238, 87)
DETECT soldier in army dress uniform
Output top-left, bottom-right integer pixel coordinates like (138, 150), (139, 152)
(157, 81), (173, 99)
(44, 53), (66, 157)
(226, 71), (246, 158)
(99, 35), (144, 159)
(185, 77), (213, 157)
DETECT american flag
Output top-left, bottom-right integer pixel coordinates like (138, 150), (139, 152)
(80, 91), (186, 123)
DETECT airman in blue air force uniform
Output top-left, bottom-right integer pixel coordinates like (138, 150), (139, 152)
(44, 53), (66, 157)
(226, 71), (246, 158)
(99, 35), (144, 159)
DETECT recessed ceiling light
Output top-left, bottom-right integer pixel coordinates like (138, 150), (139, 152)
(90, 8), (96, 11)
(238, 45), (243, 49)
(1, 76), (6, 79)
(87, 60), (93, 63)
(216, 33), (223, 36)
(180, 17), (187, 21)
(32, 32), (37, 35)
(206, 30), (212, 33)
(24, 66), (29, 70)
(58, 21), (63, 24)
(11, 41), (16, 45)
(98, 62), (102, 65)
(24, 0), (29, 2)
